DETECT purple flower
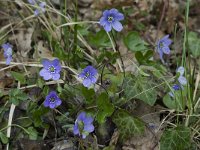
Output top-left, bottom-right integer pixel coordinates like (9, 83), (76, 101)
(169, 84), (181, 97)
(2, 43), (13, 65)
(44, 91), (62, 109)
(28, 0), (46, 16)
(34, 2), (46, 16)
(39, 58), (61, 80)
(156, 35), (172, 62)
(78, 66), (98, 88)
(172, 84), (181, 90)
(100, 8), (124, 32)
(176, 66), (187, 85)
(27, 0), (38, 5)
(73, 112), (94, 139)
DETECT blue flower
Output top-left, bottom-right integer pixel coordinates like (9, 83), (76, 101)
(176, 66), (187, 85)
(100, 8), (124, 32)
(44, 91), (62, 109)
(28, 0), (46, 16)
(78, 66), (98, 88)
(27, 0), (37, 5)
(169, 66), (187, 97)
(39, 58), (61, 80)
(73, 112), (94, 139)
(156, 35), (172, 62)
(2, 43), (13, 65)
(34, 2), (46, 16)
(169, 84), (181, 97)
(172, 84), (181, 90)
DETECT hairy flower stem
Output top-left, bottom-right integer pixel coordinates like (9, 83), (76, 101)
(111, 31), (125, 87)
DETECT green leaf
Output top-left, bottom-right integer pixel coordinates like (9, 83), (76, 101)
(18, 118), (32, 128)
(9, 89), (28, 105)
(188, 32), (200, 57)
(10, 71), (26, 84)
(27, 127), (38, 140)
(96, 93), (114, 124)
(0, 132), (8, 144)
(103, 145), (115, 150)
(89, 30), (111, 48)
(112, 110), (145, 140)
(124, 31), (148, 52)
(53, 41), (68, 61)
(163, 89), (186, 112)
(32, 106), (49, 127)
(123, 76), (157, 106)
(81, 87), (95, 104)
(160, 126), (191, 150)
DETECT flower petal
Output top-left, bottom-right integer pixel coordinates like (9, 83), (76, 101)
(158, 49), (164, 62)
(52, 59), (60, 67)
(162, 46), (170, 54)
(84, 124), (94, 133)
(73, 123), (79, 135)
(83, 78), (92, 87)
(52, 73), (60, 80)
(115, 12), (124, 21)
(44, 100), (50, 107)
(104, 22), (112, 32)
(110, 8), (118, 14)
(84, 116), (94, 125)
(77, 112), (86, 121)
(82, 133), (87, 139)
(100, 17), (107, 26)
(112, 21), (123, 32)
(55, 99), (62, 107)
(49, 103), (56, 109)
(103, 10), (109, 16)
(90, 76), (97, 84)
(39, 69), (52, 80)
(177, 66), (185, 76)
(178, 76), (187, 85)
(34, 9), (40, 16)
(169, 92), (174, 98)
(42, 59), (50, 68)
(6, 57), (12, 65)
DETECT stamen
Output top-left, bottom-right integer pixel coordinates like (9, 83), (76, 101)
(108, 16), (113, 22)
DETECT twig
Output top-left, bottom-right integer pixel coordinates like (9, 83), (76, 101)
(6, 82), (20, 150)
(156, 0), (169, 41)
(0, 61), (78, 75)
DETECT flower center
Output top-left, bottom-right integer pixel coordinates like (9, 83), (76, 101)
(107, 16), (114, 22)
(49, 66), (56, 73)
(85, 72), (91, 78)
(159, 42), (164, 48)
(49, 96), (56, 103)
(78, 121), (84, 132)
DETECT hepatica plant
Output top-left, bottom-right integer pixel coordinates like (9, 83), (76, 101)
(2, 43), (13, 65)
(44, 91), (62, 109)
(39, 58), (61, 80)
(100, 8), (124, 32)
(156, 35), (172, 62)
(73, 112), (94, 139)
(78, 66), (98, 88)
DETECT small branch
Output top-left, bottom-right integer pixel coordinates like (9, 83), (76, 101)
(0, 61), (78, 75)
(6, 82), (20, 150)
(156, 0), (169, 41)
